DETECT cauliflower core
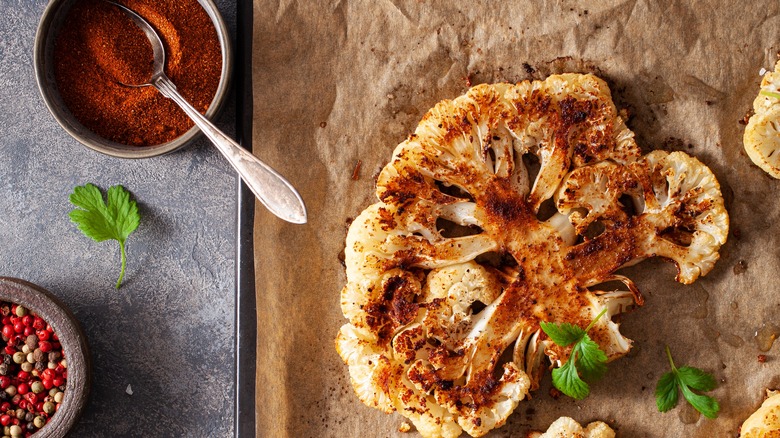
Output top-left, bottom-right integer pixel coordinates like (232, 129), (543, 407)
(744, 60), (780, 178)
(336, 74), (729, 437)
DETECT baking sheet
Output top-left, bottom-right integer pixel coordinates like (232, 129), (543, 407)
(251, 1), (780, 436)
(235, 0), (256, 436)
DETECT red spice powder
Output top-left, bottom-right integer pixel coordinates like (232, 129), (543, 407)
(54, 0), (222, 146)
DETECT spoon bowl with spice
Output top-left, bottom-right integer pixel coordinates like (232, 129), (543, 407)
(35, 0), (307, 224)
(105, 1), (307, 224)
(35, 0), (232, 158)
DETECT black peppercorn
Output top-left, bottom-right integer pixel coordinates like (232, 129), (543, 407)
(2, 354), (11, 366)
(24, 335), (37, 351)
(24, 412), (33, 422)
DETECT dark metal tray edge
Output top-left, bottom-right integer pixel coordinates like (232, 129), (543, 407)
(235, 0), (257, 436)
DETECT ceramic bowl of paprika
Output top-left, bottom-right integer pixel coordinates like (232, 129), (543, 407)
(0, 277), (90, 438)
(33, 0), (233, 158)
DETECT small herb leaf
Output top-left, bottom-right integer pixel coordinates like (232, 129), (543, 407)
(539, 322), (584, 347)
(69, 183), (140, 289)
(655, 346), (719, 419)
(106, 185), (141, 240)
(574, 334), (608, 382)
(677, 366), (717, 392)
(541, 308), (609, 400)
(680, 385), (720, 419)
(655, 372), (679, 412)
(551, 357), (589, 400)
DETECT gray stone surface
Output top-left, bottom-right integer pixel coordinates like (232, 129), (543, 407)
(0, 0), (238, 436)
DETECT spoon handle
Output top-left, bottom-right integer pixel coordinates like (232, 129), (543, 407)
(153, 75), (307, 224)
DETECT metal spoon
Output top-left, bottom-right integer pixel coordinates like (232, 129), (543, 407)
(107, 1), (307, 224)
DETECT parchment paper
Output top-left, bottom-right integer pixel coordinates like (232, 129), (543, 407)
(252, 1), (780, 436)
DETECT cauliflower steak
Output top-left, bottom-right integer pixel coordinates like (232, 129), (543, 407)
(337, 74), (728, 437)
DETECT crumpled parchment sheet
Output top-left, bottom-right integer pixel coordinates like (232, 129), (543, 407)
(253, 1), (780, 436)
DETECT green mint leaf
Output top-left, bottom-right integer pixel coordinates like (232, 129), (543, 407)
(69, 183), (140, 289)
(574, 334), (608, 382)
(680, 384), (720, 419)
(551, 355), (589, 400)
(676, 366), (717, 392)
(655, 371), (679, 412)
(540, 321), (584, 347)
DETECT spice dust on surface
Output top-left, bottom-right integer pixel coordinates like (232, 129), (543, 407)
(54, 0), (222, 146)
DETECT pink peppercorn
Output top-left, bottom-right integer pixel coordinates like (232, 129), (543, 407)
(32, 318), (44, 331)
(38, 342), (51, 353)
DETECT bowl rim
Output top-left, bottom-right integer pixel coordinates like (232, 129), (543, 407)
(33, 0), (233, 159)
(0, 277), (90, 438)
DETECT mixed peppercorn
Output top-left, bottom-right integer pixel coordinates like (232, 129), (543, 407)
(0, 303), (66, 437)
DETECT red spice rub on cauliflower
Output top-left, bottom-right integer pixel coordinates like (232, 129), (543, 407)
(337, 74), (728, 437)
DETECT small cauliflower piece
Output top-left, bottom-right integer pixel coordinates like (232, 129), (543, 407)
(740, 390), (780, 437)
(527, 417), (615, 438)
(744, 60), (780, 178)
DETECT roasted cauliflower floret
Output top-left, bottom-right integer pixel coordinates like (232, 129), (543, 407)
(740, 390), (780, 437)
(527, 417), (615, 438)
(744, 60), (780, 178)
(556, 150), (728, 284)
(337, 74), (728, 437)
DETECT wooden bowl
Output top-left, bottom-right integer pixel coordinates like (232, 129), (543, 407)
(0, 278), (90, 438)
